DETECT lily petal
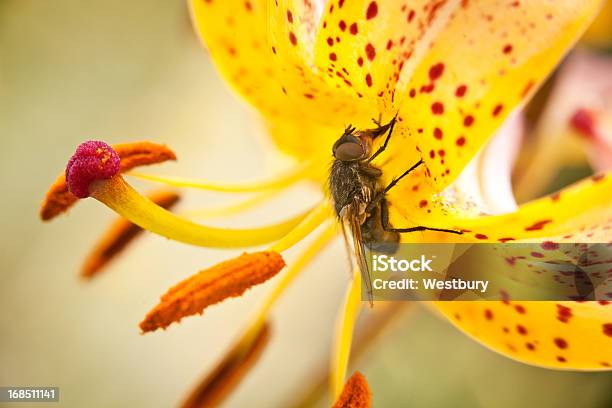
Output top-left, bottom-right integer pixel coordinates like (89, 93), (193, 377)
(393, 0), (602, 192)
(313, 0), (454, 110)
(449, 172), (611, 243)
(436, 301), (612, 369)
(189, 0), (288, 119)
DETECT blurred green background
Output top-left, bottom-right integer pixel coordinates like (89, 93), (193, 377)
(1, 1), (611, 407)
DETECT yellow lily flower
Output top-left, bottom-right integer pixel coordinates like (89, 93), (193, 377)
(40, 0), (612, 405)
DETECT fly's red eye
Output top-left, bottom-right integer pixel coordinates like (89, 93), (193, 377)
(334, 142), (364, 161)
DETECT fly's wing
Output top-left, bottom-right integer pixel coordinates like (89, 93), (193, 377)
(339, 200), (373, 305)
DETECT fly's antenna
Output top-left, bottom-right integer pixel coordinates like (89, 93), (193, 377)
(344, 124), (356, 135)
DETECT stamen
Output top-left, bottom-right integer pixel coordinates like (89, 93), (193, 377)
(268, 202), (333, 252)
(127, 156), (326, 192)
(332, 372), (372, 408)
(331, 269), (363, 400)
(239, 224), (337, 343)
(181, 225), (336, 406)
(139, 251), (285, 333)
(91, 176), (315, 248)
(40, 141), (176, 220)
(180, 322), (271, 408)
(81, 191), (180, 279)
(181, 190), (280, 219)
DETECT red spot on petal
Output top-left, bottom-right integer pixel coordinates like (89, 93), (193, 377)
(428, 63), (445, 81)
(556, 304), (572, 323)
(516, 325), (527, 335)
(327, 37), (334, 46)
(525, 219), (552, 231)
(365, 73), (373, 87)
(431, 102), (444, 115)
(357, 57), (364, 67)
(463, 115), (474, 127)
(433, 128), (443, 140)
(503, 44), (513, 54)
(289, 32), (297, 46)
(349, 23), (358, 35)
(303, 93), (314, 99)
(407, 9), (416, 22)
(329, 52), (337, 61)
(603, 323), (612, 337)
(419, 200), (428, 208)
(553, 338), (568, 349)
(514, 304), (526, 314)
(286, 10), (293, 23)
(455, 85), (467, 97)
(492, 104), (504, 116)
(456, 136), (466, 146)
(339, 20), (347, 31)
(475, 234), (488, 240)
(365, 43), (376, 61)
(484, 309), (494, 320)
(386, 39), (393, 50)
(366, 2), (378, 19)
(541, 241), (559, 250)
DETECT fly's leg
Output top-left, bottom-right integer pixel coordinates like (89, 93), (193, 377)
(367, 113), (398, 163)
(383, 159), (424, 194)
(364, 159), (424, 213)
(380, 198), (463, 235)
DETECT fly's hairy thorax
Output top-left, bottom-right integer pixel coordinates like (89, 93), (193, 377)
(329, 159), (380, 218)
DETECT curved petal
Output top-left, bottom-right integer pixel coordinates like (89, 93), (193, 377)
(391, 0), (602, 192)
(451, 172), (611, 242)
(267, 0), (373, 127)
(312, 0), (455, 110)
(582, 0), (612, 48)
(189, 0), (288, 118)
(435, 301), (612, 370)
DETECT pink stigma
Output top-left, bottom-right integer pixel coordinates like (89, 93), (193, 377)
(66, 141), (120, 198)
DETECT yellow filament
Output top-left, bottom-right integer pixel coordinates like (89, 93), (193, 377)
(240, 224), (338, 346)
(268, 202), (334, 253)
(181, 190), (281, 219)
(91, 176), (314, 248)
(331, 269), (363, 400)
(127, 157), (327, 192)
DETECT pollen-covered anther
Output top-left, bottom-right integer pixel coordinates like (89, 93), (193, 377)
(181, 322), (271, 408)
(333, 371), (372, 408)
(40, 141), (176, 220)
(140, 251), (286, 333)
(81, 191), (181, 279)
(65, 141), (121, 198)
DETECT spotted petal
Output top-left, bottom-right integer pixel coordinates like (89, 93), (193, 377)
(190, 0), (293, 119)
(436, 301), (612, 369)
(392, 0), (603, 191)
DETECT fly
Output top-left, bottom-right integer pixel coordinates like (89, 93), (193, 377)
(328, 114), (463, 304)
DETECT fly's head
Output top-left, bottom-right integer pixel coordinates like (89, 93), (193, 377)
(332, 125), (371, 162)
